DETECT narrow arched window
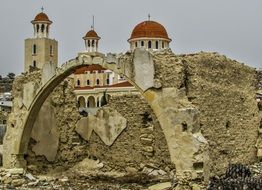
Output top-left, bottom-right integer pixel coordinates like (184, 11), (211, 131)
(50, 45), (53, 55)
(87, 80), (90, 85)
(33, 44), (37, 54)
(148, 41), (152, 49)
(96, 79), (100, 85)
(88, 40), (91, 47)
(92, 40), (95, 47)
(36, 24), (40, 33)
(141, 41), (144, 47)
(41, 24), (45, 33)
(106, 78), (110, 85)
(77, 79), (80, 86)
(156, 41), (159, 49)
(33, 61), (36, 67)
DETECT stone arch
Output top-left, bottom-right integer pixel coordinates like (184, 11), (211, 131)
(3, 50), (209, 182)
(78, 96), (86, 108)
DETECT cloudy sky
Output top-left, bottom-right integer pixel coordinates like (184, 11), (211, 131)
(0, 0), (261, 76)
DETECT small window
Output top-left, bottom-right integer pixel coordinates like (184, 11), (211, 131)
(50, 45), (53, 55)
(77, 79), (81, 86)
(33, 44), (37, 54)
(156, 41), (159, 49)
(106, 78), (110, 85)
(141, 41), (144, 47)
(33, 61), (36, 67)
(148, 41), (152, 49)
(41, 24), (45, 33)
(87, 80), (90, 85)
(36, 24), (40, 32)
(96, 79), (100, 85)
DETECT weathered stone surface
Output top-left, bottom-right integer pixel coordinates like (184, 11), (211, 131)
(133, 48), (155, 91)
(75, 116), (94, 141)
(22, 81), (39, 109)
(41, 62), (56, 85)
(148, 182), (171, 190)
(76, 107), (127, 146)
(31, 98), (59, 162)
(70, 158), (104, 171)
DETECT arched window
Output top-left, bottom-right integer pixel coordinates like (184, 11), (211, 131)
(33, 61), (36, 67)
(33, 44), (37, 54)
(41, 24), (45, 33)
(162, 41), (165, 48)
(96, 79), (100, 85)
(106, 78), (110, 85)
(87, 80), (90, 85)
(50, 45), (53, 55)
(77, 79), (80, 86)
(148, 41), (152, 49)
(92, 40), (95, 47)
(156, 41), (159, 49)
(88, 40), (91, 47)
(36, 24), (40, 33)
(141, 41), (144, 47)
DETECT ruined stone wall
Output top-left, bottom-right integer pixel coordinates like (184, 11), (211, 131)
(88, 94), (173, 172)
(150, 50), (260, 175)
(25, 75), (172, 174)
(184, 52), (260, 175)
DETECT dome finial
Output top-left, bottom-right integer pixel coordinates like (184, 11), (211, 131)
(41, 6), (44, 13)
(91, 15), (95, 30)
(148, 14), (151, 21)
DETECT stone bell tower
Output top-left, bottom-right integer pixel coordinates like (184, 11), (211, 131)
(24, 9), (58, 72)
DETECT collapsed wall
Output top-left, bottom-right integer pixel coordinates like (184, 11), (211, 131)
(150, 50), (260, 176)
(184, 52), (260, 175)
(21, 74), (173, 175)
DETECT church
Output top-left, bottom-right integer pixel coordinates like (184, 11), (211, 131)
(24, 10), (172, 113)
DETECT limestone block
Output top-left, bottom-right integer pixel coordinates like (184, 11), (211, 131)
(106, 53), (118, 64)
(133, 48), (155, 91)
(41, 62), (56, 85)
(22, 82), (39, 109)
(148, 182), (171, 190)
(257, 148), (262, 158)
(76, 108), (127, 146)
(31, 98), (59, 162)
(92, 57), (103, 65)
(94, 108), (127, 146)
(140, 137), (153, 145)
(75, 116), (96, 141)
(71, 158), (104, 172)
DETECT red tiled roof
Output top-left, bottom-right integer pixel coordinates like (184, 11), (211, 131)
(129, 20), (170, 41)
(74, 64), (106, 74)
(83, 30), (100, 39)
(32, 12), (52, 23)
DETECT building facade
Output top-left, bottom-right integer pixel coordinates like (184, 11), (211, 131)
(24, 11), (58, 72)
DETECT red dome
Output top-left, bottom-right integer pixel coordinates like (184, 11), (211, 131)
(83, 30), (100, 39)
(129, 20), (170, 41)
(32, 12), (52, 23)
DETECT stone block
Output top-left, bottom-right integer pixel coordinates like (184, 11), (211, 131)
(148, 182), (171, 190)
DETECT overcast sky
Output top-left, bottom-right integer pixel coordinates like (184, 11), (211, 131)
(0, 0), (261, 76)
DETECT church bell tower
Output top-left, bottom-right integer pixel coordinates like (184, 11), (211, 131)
(24, 9), (58, 72)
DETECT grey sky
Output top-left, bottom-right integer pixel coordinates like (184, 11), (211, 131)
(0, 0), (261, 76)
